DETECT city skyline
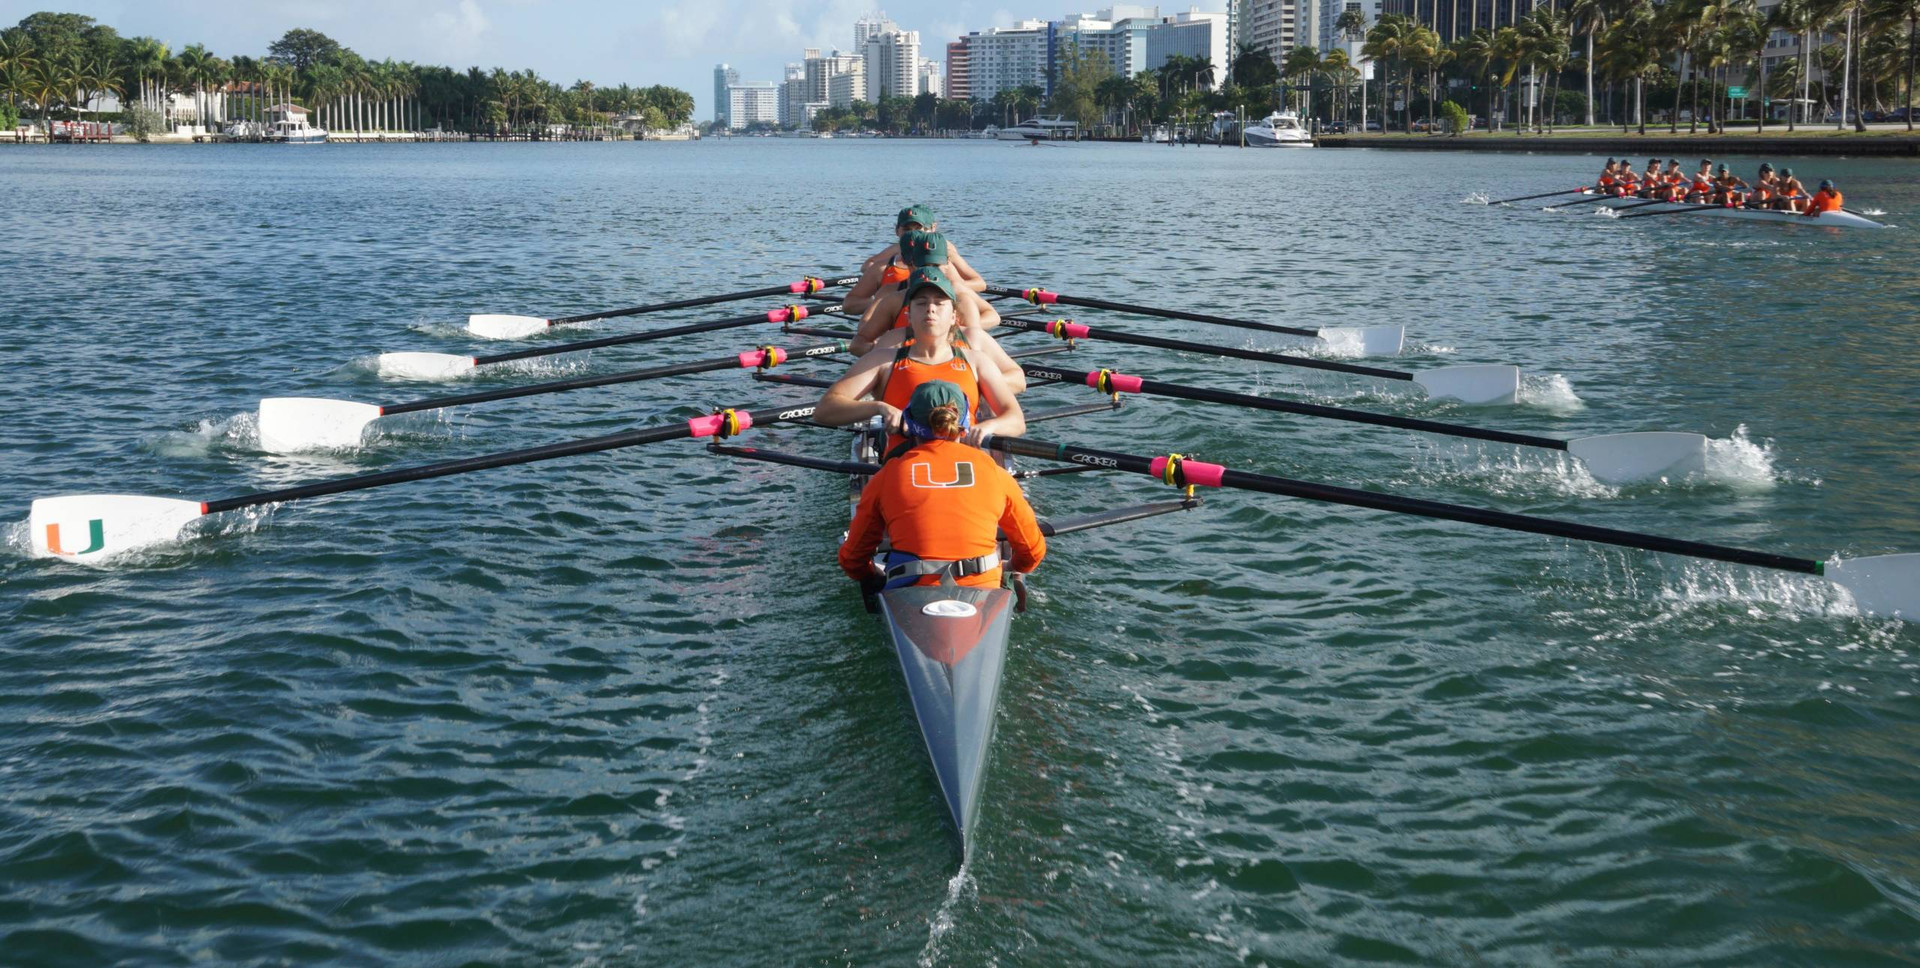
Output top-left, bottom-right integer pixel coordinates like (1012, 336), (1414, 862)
(0, 0), (1060, 122)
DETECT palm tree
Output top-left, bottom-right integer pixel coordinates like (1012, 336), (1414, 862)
(1568, 0), (1609, 124)
(1880, 0), (1920, 130)
(1600, 2), (1661, 134)
(1769, 0), (1818, 127)
(1493, 25), (1526, 132)
(1283, 44), (1321, 114)
(1729, 2), (1771, 128)
(27, 55), (70, 140)
(0, 30), (34, 125)
(174, 44), (213, 132)
(1364, 14), (1417, 132)
(1455, 29), (1499, 132)
(1815, 0), (1870, 130)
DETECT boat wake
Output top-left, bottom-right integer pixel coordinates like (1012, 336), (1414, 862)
(1464, 191), (1491, 205)
(917, 863), (977, 968)
(144, 412), (261, 458)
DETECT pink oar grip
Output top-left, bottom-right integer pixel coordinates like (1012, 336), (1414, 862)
(1025, 288), (1059, 304)
(686, 411), (755, 438)
(767, 306), (810, 323)
(1148, 456), (1226, 488)
(1054, 321), (1090, 339)
(1083, 371), (1143, 394)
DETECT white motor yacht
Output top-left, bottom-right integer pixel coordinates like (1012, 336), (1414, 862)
(1243, 110), (1312, 147)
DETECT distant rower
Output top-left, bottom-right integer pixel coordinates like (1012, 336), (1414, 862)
(843, 204), (986, 314)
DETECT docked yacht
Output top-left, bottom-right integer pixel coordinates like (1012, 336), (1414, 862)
(1243, 110), (1312, 147)
(996, 116), (1078, 140)
(266, 117), (329, 144)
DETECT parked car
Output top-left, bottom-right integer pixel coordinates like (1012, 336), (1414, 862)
(1323, 120), (1349, 134)
(1411, 118), (1433, 132)
(1362, 120), (1382, 132)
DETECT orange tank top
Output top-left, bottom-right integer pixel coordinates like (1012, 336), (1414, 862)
(879, 339), (979, 455)
(880, 261), (910, 286)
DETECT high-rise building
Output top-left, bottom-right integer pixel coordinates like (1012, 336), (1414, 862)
(1242, 0), (1301, 70)
(827, 64), (868, 108)
(918, 58), (944, 98)
(1317, 0), (1379, 76)
(945, 40), (970, 100)
(806, 48), (866, 104)
(864, 29), (922, 99)
(712, 64), (738, 124)
(726, 81), (780, 129)
(1144, 8), (1229, 86)
(962, 20), (1052, 101)
(780, 63), (806, 127)
(1386, 0), (1539, 43)
(1055, 7), (1161, 79)
(855, 12), (901, 48)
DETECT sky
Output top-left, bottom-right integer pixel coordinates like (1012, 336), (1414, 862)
(0, 0), (1042, 119)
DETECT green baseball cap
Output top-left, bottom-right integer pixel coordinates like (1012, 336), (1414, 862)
(901, 265), (958, 304)
(896, 203), (935, 230)
(899, 230), (950, 268)
(905, 379), (970, 430)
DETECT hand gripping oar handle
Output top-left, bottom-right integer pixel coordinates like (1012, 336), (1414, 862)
(1022, 364), (1564, 450)
(205, 404), (815, 515)
(987, 285), (1320, 339)
(548, 274), (861, 325)
(983, 434), (1824, 577)
(379, 342), (845, 416)
(473, 304), (834, 367)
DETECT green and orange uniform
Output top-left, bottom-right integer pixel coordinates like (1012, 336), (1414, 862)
(840, 436), (1046, 590)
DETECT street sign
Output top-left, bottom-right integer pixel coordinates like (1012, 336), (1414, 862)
(1728, 86), (1748, 98)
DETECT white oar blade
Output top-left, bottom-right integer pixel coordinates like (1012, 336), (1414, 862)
(1412, 365), (1520, 405)
(1566, 432), (1708, 484)
(376, 352), (476, 380)
(466, 313), (550, 340)
(29, 495), (205, 561)
(257, 397), (383, 453)
(1317, 325), (1404, 357)
(1826, 553), (1920, 620)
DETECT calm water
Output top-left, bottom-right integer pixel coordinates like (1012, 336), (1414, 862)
(4, 140), (1919, 966)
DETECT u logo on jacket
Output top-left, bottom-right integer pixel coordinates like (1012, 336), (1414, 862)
(909, 461), (975, 489)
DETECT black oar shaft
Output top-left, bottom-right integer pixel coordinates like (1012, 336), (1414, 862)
(988, 435), (1822, 576)
(999, 316), (1413, 382)
(986, 285), (1317, 339)
(1488, 187), (1593, 205)
(204, 404), (814, 515)
(550, 274), (859, 325)
(1022, 365), (1565, 450)
(381, 343), (846, 416)
(474, 304), (840, 367)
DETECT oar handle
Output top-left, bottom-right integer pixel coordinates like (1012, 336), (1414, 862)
(987, 285), (1318, 339)
(1022, 365), (1565, 450)
(473, 304), (837, 367)
(548, 273), (859, 325)
(1000, 316), (1413, 382)
(204, 404), (815, 515)
(381, 342), (846, 416)
(987, 435), (1824, 576)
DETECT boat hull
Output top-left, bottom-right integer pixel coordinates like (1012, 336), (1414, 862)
(1577, 191), (1885, 228)
(877, 583), (1014, 849)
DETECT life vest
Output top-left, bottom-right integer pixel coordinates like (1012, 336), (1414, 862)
(839, 438), (1046, 592)
(1691, 175), (1713, 193)
(1598, 174), (1616, 188)
(878, 337), (980, 456)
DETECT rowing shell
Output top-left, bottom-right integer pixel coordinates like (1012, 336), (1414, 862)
(1576, 190), (1888, 228)
(850, 422), (1013, 854)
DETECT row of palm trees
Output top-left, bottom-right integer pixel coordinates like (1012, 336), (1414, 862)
(0, 25), (695, 140)
(1334, 0), (1920, 136)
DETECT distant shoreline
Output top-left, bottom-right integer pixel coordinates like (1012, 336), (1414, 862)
(1317, 132), (1920, 158)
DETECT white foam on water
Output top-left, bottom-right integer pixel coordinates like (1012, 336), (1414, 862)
(1310, 329), (1366, 358)
(3, 518), (29, 557)
(144, 412), (260, 458)
(406, 316), (468, 338)
(1863, 208), (1888, 216)
(1406, 442), (1618, 501)
(1519, 373), (1585, 411)
(1403, 342), (1455, 357)
(1702, 425), (1778, 490)
(1465, 191), (1490, 204)
(917, 863), (977, 968)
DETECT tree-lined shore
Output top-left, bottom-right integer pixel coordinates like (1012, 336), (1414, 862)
(0, 12), (695, 141)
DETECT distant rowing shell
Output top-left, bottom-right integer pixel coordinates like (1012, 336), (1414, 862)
(1576, 190), (1888, 229)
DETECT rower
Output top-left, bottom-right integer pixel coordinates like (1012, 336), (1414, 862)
(1711, 165), (1747, 206)
(1639, 158), (1662, 197)
(1615, 164), (1639, 197)
(1803, 180), (1844, 217)
(851, 231), (1028, 392)
(1777, 168), (1808, 212)
(839, 379), (1046, 595)
(1686, 160), (1715, 203)
(814, 264), (1025, 457)
(1660, 159), (1686, 201)
(1596, 158), (1618, 194)
(1749, 164), (1778, 209)
(842, 204), (987, 314)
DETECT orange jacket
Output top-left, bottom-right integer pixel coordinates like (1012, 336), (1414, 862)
(1806, 190), (1843, 213)
(840, 438), (1046, 588)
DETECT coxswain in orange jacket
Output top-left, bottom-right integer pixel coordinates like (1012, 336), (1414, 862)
(1804, 180), (1844, 216)
(839, 379), (1046, 592)
(814, 265), (1025, 454)
(843, 203), (987, 314)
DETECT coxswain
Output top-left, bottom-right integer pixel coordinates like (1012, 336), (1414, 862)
(838, 379), (1046, 595)
(1803, 180), (1844, 217)
(852, 230), (1028, 393)
(842, 204), (986, 314)
(1776, 168), (1808, 212)
(813, 264), (1025, 457)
